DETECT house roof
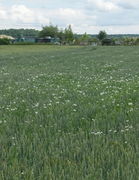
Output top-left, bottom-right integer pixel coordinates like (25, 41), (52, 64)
(0, 35), (15, 40)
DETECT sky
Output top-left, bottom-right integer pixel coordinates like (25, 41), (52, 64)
(0, 0), (139, 34)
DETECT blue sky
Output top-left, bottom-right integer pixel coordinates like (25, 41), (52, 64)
(0, 0), (139, 34)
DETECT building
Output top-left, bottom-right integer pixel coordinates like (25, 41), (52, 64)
(36, 36), (52, 43)
(14, 36), (60, 44)
(0, 35), (15, 40)
(36, 36), (60, 44)
(15, 36), (36, 43)
(0, 35), (15, 44)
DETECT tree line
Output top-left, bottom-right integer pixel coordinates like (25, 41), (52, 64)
(0, 29), (39, 38)
(1, 24), (139, 45)
(39, 24), (74, 44)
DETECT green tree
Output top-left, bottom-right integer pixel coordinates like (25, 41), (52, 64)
(64, 25), (74, 43)
(58, 29), (66, 43)
(97, 31), (107, 41)
(80, 32), (91, 41)
(135, 37), (139, 45)
(78, 32), (92, 45)
(39, 24), (59, 38)
(0, 29), (39, 38)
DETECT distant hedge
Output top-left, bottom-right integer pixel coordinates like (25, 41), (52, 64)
(13, 42), (36, 45)
(13, 42), (56, 45)
(102, 38), (115, 46)
(0, 38), (10, 45)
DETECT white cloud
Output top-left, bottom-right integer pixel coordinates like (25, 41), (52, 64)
(44, 8), (96, 27)
(111, 0), (139, 9)
(0, 5), (7, 20)
(87, 0), (139, 11)
(0, 4), (49, 28)
(87, 0), (120, 12)
(0, 9), (7, 19)
(72, 24), (139, 34)
(10, 5), (35, 23)
(1, 1), (139, 34)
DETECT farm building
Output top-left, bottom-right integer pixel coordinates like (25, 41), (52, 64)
(14, 36), (60, 44)
(115, 40), (122, 46)
(36, 36), (60, 44)
(15, 36), (36, 43)
(36, 36), (52, 43)
(0, 35), (15, 44)
(0, 35), (15, 40)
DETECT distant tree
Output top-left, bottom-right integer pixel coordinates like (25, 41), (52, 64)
(73, 37), (80, 45)
(97, 31), (107, 41)
(78, 32), (92, 45)
(91, 37), (99, 43)
(58, 29), (66, 43)
(135, 38), (139, 45)
(123, 37), (136, 46)
(39, 24), (59, 38)
(80, 32), (91, 41)
(64, 25), (74, 43)
(0, 29), (39, 38)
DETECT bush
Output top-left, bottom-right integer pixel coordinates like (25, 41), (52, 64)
(13, 42), (59, 45)
(102, 38), (115, 46)
(135, 38), (139, 45)
(0, 38), (10, 45)
(13, 42), (36, 45)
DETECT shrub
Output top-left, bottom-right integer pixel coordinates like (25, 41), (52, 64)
(102, 38), (115, 46)
(0, 38), (10, 45)
(134, 38), (139, 45)
(13, 42), (36, 45)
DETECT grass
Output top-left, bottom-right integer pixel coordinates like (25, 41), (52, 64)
(0, 45), (139, 179)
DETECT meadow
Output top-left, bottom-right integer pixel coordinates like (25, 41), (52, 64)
(0, 45), (139, 180)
